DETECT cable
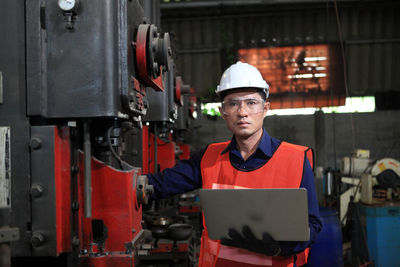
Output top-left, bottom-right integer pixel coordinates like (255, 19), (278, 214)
(107, 126), (124, 170)
(385, 138), (398, 158)
(333, 0), (357, 152)
(325, 1), (338, 170)
(340, 162), (375, 225)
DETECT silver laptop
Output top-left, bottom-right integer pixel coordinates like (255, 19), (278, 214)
(199, 188), (309, 241)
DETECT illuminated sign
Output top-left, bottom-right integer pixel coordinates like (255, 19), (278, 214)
(238, 44), (345, 109)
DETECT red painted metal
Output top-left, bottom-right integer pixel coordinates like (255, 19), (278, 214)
(132, 76), (147, 112)
(135, 24), (164, 92)
(151, 240), (189, 253)
(54, 126), (72, 255)
(141, 125), (150, 174)
(136, 24), (149, 83)
(79, 254), (134, 267)
(188, 88), (198, 119)
(178, 143), (190, 161)
(145, 131), (176, 173)
(151, 75), (164, 92)
(179, 205), (200, 214)
(157, 135), (176, 171)
(175, 76), (183, 106)
(77, 155), (143, 265)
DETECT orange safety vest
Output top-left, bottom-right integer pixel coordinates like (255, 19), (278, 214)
(199, 141), (313, 267)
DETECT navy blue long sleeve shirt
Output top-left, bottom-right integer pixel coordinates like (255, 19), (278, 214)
(147, 129), (322, 260)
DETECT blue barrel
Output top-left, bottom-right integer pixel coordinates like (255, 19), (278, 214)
(306, 207), (343, 267)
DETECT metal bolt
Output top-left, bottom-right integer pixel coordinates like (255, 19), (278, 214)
(30, 183), (44, 198)
(31, 232), (45, 247)
(131, 149), (138, 156)
(72, 236), (80, 246)
(132, 228), (136, 233)
(71, 165), (79, 174)
(71, 201), (80, 211)
(30, 137), (42, 150)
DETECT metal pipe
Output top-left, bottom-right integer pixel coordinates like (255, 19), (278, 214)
(326, 170), (333, 196)
(178, 48), (220, 55)
(142, 0), (160, 27)
(83, 121), (92, 218)
(154, 124), (158, 172)
(160, 1), (263, 9)
(345, 38), (400, 45)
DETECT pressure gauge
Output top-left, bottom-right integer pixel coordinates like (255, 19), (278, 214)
(58, 0), (77, 11)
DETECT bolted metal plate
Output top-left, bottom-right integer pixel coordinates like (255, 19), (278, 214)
(30, 126), (57, 256)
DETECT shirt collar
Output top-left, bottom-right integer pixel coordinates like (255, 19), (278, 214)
(220, 129), (274, 158)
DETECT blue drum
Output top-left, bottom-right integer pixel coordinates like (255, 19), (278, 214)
(306, 207), (343, 267)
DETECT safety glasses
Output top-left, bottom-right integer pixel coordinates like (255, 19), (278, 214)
(221, 98), (265, 115)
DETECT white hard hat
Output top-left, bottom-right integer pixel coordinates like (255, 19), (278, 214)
(216, 61), (269, 98)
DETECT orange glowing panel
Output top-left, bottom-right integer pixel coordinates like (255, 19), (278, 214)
(238, 44), (345, 109)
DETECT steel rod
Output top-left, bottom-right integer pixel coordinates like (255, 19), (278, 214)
(83, 121), (92, 218)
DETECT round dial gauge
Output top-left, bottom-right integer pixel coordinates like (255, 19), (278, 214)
(58, 0), (76, 11)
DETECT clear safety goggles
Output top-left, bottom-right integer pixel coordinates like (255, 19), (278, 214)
(221, 97), (265, 115)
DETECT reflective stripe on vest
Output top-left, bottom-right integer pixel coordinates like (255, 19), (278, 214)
(199, 141), (312, 267)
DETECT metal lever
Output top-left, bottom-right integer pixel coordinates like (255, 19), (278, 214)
(136, 175), (154, 205)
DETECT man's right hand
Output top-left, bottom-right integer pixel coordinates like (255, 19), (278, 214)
(220, 225), (281, 256)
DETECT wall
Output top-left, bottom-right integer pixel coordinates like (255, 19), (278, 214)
(188, 110), (400, 170)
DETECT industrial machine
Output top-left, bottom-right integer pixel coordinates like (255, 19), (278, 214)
(339, 150), (400, 266)
(315, 150), (400, 266)
(139, 41), (199, 266)
(340, 149), (400, 221)
(0, 0), (197, 266)
(141, 75), (193, 174)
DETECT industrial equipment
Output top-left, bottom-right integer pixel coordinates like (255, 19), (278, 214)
(340, 149), (372, 222)
(339, 150), (400, 267)
(0, 0), (196, 266)
(340, 150), (400, 221)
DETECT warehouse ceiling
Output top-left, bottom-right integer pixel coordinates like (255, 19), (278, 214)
(159, 0), (400, 107)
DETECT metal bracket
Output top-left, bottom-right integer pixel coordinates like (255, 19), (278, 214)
(130, 76), (148, 116)
(131, 229), (152, 256)
(0, 227), (19, 243)
(63, 12), (78, 30)
(135, 175), (154, 205)
(0, 127), (11, 209)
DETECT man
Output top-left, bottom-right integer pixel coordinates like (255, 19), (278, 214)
(147, 61), (322, 267)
